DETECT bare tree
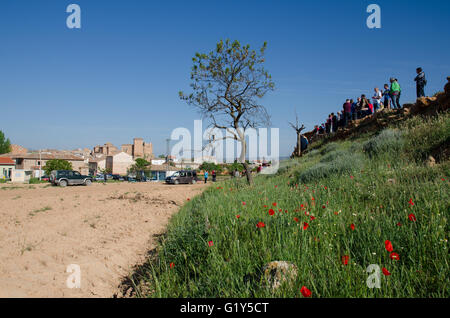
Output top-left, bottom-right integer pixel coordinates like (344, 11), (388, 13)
(179, 39), (275, 185)
(289, 111), (306, 157)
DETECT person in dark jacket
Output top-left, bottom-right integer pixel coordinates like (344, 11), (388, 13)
(325, 115), (331, 134)
(343, 99), (352, 126)
(331, 113), (338, 133)
(212, 170), (217, 182)
(382, 84), (391, 109)
(414, 67), (427, 98)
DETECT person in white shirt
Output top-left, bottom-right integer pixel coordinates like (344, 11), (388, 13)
(372, 87), (383, 113)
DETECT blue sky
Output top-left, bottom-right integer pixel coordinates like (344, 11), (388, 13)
(1, 0), (449, 157)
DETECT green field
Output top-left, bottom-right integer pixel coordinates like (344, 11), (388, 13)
(131, 112), (449, 298)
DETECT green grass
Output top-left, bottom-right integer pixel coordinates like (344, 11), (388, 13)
(132, 112), (449, 298)
(29, 206), (52, 217)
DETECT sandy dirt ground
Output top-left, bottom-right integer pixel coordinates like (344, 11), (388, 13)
(0, 181), (206, 298)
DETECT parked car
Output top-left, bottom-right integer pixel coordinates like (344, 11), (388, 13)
(50, 170), (93, 187)
(40, 175), (50, 182)
(112, 174), (125, 181)
(166, 170), (198, 185)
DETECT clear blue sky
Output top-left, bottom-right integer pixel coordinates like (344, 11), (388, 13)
(1, 0), (449, 157)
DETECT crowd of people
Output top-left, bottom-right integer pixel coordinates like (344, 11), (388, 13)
(313, 68), (427, 135)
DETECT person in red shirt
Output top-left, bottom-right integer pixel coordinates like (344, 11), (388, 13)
(343, 99), (352, 126)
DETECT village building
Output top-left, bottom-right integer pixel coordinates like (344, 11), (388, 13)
(0, 157), (15, 180)
(149, 164), (178, 181)
(90, 138), (153, 175)
(93, 142), (119, 156)
(105, 152), (135, 175)
(9, 144), (28, 155)
(88, 155), (107, 175)
(1, 152), (88, 176)
(120, 138), (153, 160)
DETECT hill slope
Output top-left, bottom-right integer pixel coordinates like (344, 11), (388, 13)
(121, 107), (449, 298)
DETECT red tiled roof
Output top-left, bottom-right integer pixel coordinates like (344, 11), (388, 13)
(0, 157), (15, 165)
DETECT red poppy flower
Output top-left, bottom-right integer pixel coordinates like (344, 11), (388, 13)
(208, 241), (214, 247)
(334, 211), (339, 215)
(285, 210), (288, 213)
(304, 211), (310, 216)
(279, 209), (282, 212)
(385, 240), (394, 252)
(170, 262), (175, 269)
(293, 217), (299, 223)
(272, 203), (277, 207)
(350, 224), (355, 231)
(236, 215), (241, 219)
(311, 197), (315, 201)
(300, 286), (311, 298)
(242, 202), (246, 206)
(324, 186), (327, 190)
(408, 213), (417, 222)
(256, 222), (265, 228)
(268, 209), (275, 216)
(310, 216), (316, 221)
(275, 185), (278, 188)
(397, 222), (402, 227)
(322, 205), (326, 209)
(300, 204), (304, 208)
(187, 198), (190, 201)
(350, 175), (354, 180)
(390, 252), (400, 260)
(408, 198), (414, 206)
(382, 267), (391, 276)
(341, 255), (349, 265)
(303, 222), (309, 230)
(263, 205), (268, 208)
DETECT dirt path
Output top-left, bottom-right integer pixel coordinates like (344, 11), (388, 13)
(0, 182), (206, 297)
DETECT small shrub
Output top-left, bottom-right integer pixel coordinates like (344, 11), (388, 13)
(320, 150), (347, 163)
(29, 178), (41, 184)
(297, 152), (364, 183)
(319, 143), (339, 156)
(363, 129), (404, 159)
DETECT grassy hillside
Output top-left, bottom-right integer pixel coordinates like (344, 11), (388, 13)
(131, 112), (449, 298)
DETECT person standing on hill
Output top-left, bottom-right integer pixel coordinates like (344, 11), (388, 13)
(212, 170), (217, 182)
(372, 87), (383, 113)
(204, 171), (208, 184)
(390, 78), (402, 109)
(355, 97), (362, 119)
(360, 95), (370, 118)
(382, 84), (391, 109)
(343, 99), (352, 126)
(350, 99), (357, 121)
(325, 115), (331, 134)
(331, 113), (338, 133)
(414, 67), (427, 98)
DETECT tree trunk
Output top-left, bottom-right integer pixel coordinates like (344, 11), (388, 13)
(297, 133), (302, 157)
(238, 130), (253, 185)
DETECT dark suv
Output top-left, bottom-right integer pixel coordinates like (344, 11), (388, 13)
(50, 170), (93, 187)
(165, 170), (198, 185)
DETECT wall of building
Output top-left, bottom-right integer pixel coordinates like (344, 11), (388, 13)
(133, 138), (144, 158)
(1, 165), (14, 179)
(121, 144), (133, 156)
(107, 152), (135, 175)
